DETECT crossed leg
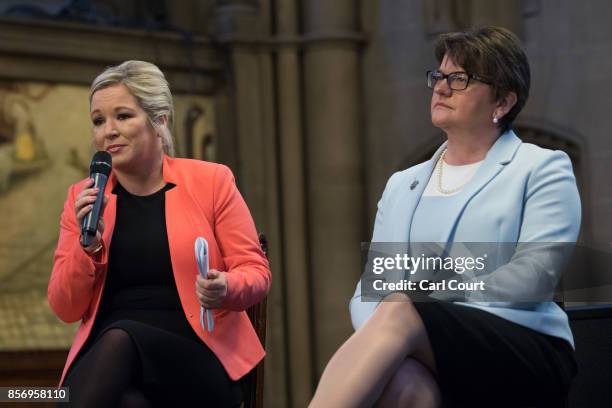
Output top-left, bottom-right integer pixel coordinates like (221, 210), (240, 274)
(310, 293), (440, 407)
(61, 328), (151, 408)
(374, 358), (440, 408)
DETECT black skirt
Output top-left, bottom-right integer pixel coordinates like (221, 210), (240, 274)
(65, 287), (243, 407)
(412, 301), (577, 407)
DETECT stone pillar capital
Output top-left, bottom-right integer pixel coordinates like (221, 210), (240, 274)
(213, 0), (262, 44)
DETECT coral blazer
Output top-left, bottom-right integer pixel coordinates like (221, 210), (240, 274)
(48, 156), (271, 386)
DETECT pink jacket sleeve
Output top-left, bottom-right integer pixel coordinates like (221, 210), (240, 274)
(48, 182), (108, 323)
(213, 165), (272, 311)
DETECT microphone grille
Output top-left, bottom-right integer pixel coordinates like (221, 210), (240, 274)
(90, 151), (112, 176)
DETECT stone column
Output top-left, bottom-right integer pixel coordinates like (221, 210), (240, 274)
(470, 0), (521, 34)
(214, 2), (288, 407)
(275, 0), (314, 405)
(302, 0), (365, 376)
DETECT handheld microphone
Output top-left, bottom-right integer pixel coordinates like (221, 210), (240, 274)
(81, 151), (112, 248)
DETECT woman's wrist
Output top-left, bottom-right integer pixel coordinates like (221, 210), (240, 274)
(83, 241), (103, 256)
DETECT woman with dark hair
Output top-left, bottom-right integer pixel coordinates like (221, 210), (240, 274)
(310, 26), (579, 407)
(49, 60), (271, 407)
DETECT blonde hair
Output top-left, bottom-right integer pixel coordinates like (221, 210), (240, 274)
(90, 60), (175, 156)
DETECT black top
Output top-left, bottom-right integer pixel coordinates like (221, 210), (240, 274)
(91, 182), (200, 343)
(106, 182), (177, 292)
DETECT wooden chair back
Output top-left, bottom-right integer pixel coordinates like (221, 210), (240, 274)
(242, 233), (269, 408)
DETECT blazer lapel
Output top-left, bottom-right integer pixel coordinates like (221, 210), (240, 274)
(393, 143), (446, 241)
(436, 130), (522, 243)
(160, 156), (210, 320)
(101, 172), (118, 246)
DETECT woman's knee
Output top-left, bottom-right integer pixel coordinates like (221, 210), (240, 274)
(101, 328), (132, 346)
(117, 386), (152, 408)
(376, 358), (441, 408)
(99, 328), (138, 358)
(371, 294), (424, 338)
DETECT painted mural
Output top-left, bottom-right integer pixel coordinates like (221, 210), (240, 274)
(0, 81), (215, 349)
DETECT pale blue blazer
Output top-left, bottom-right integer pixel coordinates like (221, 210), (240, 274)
(350, 130), (581, 346)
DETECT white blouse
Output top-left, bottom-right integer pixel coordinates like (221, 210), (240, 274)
(423, 159), (484, 196)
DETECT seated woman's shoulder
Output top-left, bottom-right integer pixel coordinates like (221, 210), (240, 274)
(381, 161), (430, 195)
(165, 158), (235, 187)
(167, 157), (230, 173)
(516, 142), (573, 168)
(391, 161), (430, 182)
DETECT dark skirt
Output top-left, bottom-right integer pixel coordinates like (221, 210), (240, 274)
(65, 288), (242, 407)
(412, 301), (577, 407)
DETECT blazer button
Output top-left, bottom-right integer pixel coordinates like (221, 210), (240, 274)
(189, 313), (193, 318)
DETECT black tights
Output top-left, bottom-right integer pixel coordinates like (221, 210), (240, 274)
(60, 329), (151, 408)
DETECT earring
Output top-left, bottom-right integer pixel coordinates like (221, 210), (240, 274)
(493, 116), (499, 124)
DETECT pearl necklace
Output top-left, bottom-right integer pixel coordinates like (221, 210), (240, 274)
(436, 149), (469, 195)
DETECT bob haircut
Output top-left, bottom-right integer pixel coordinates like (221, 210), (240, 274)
(434, 26), (530, 133)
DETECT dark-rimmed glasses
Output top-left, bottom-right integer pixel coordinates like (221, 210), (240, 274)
(426, 69), (491, 91)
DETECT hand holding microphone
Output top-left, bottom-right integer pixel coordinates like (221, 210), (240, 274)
(76, 151), (112, 254)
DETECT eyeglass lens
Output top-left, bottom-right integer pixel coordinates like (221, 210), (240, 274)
(427, 71), (469, 90)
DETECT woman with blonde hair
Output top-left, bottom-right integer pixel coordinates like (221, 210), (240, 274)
(49, 60), (271, 407)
